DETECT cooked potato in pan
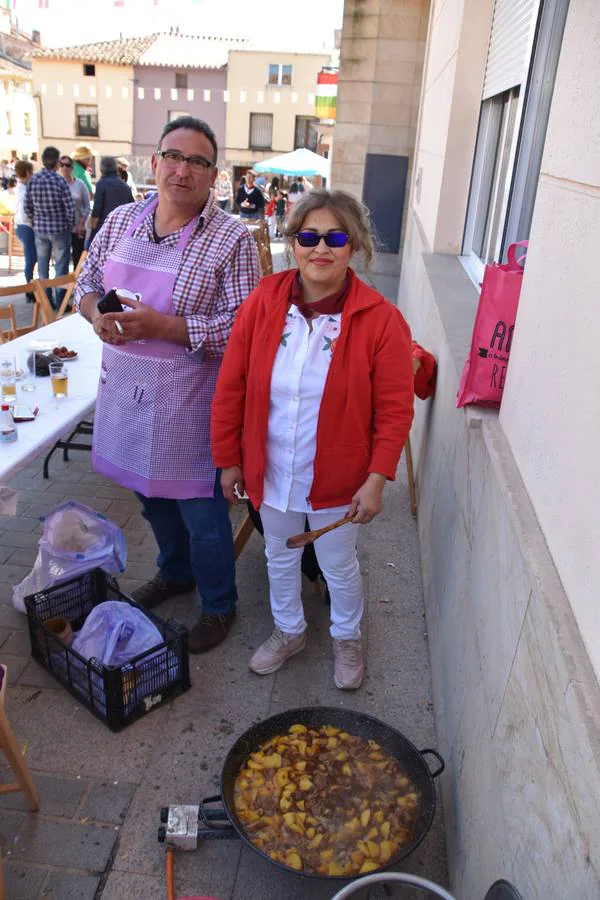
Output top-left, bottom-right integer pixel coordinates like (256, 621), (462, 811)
(233, 723), (420, 876)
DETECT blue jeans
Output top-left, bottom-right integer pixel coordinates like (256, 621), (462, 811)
(34, 231), (71, 309)
(136, 478), (237, 616)
(15, 224), (37, 284)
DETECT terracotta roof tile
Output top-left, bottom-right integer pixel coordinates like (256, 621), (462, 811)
(31, 32), (249, 69)
(31, 34), (158, 65)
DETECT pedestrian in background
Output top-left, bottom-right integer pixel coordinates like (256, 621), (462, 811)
(25, 145), (75, 310)
(90, 156), (134, 241)
(116, 156), (137, 197)
(59, 155), (90, 268)
(14, 160), (37, 301)
(215, 170), (233, 211)
(72, 144), (94, 198)
(236, 170), (265, 220)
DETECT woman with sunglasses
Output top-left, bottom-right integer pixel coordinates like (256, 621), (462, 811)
(59, 156), (90, 268)
(211, 189), (414, 689)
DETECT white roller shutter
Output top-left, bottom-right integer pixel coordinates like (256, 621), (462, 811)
(483, 0), (538, 99)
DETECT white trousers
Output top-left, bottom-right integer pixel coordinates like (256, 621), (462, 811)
(260, 504), (364, 641)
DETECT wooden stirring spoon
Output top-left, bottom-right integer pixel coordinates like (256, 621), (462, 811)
(286, 515), (355, 549)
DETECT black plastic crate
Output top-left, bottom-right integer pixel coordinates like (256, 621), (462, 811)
(25, 569), (191, 731)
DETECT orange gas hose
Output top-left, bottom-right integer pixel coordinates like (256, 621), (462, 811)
(165, 845), (175, 900)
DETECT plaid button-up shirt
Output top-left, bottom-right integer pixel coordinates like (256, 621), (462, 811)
(24, 167), (76, 235)
(74, 195), (261, 356)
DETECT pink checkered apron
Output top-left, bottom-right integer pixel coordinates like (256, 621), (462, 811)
(92, 197), (219, 499)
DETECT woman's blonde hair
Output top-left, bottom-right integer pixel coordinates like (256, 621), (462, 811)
(284, 189), (375, 270)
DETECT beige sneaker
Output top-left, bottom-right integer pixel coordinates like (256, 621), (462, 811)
(333, 638), (364, 690)
(249, 627), (306, 675)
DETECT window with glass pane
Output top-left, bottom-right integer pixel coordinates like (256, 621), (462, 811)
(76, 104), (99, 137)
(267, 64), (292, 86)
(461, 0), (569, 285)
(175, 72), (188, 90)
(294, 115), (318, 152)
(464, 88), (520, 267)
(249, 113), (273, 150)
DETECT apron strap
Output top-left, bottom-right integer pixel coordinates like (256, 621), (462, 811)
(123, 195), (201, 249)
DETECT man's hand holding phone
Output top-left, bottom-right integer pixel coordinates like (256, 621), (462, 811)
(95, 288), (156, 344)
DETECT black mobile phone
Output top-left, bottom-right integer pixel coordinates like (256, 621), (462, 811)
(97, 289), (124, 314)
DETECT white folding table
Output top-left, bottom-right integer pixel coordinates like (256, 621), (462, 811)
(0, 316), (102, 483)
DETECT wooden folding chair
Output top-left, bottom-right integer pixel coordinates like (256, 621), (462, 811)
(0, 281), (42, 336)
(0, 665), (39, 810)
(55, 250), (87, 318)
(0, 305), (17, 343)
(0, 664), (39, 899)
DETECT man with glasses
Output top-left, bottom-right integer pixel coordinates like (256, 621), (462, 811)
(75, 116), (261, 653)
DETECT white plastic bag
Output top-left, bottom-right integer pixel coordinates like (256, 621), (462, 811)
(71, 601), (163, 666)
(13, 501), (127, 612)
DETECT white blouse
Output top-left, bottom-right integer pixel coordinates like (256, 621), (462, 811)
(263, 303), (342, 512)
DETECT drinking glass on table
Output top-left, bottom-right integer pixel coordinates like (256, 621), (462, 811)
(49, 361), (68, 399)
(0, 354), (17, 404)
(21, 350), (36, 392)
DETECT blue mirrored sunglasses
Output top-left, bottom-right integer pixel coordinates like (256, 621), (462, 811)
(294, 231), (350, 248)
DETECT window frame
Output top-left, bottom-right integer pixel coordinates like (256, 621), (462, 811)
(175, 72), (188, 90)
(75, 103), (99, 138)
(267, 63), (292, 87)
(460, 0), (570, 287)
(249, 112), (274, 151)
(83, 63), (95, 77)
(24, 111), (31, 135)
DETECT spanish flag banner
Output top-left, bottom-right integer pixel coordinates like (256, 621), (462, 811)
(315, 70), (338, 121)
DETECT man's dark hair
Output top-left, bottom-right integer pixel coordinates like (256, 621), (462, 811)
(100, 156), (118, 176)
(157, 116), (218, 165)
(41, 146), (60, 168)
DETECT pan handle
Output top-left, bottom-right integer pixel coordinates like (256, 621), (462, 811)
(198, 795), (237, 840)
(419, 748), (445, 779)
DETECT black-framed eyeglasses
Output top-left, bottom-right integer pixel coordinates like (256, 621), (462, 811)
(294, 231), (350, 248)
(60, 161), (72, 168)
(156, 149), (214, 170)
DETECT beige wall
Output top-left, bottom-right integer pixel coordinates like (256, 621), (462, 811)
(0, 74), (38, 160)
(225, 50), (329, 162)
(331, 0), (429, 203)
(396, 0), (600, 897)
(412, 0), (493, 252)
(32, 59), (135, 158)
(500, 0), (600, 678)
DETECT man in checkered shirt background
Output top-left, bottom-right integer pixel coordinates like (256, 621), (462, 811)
(25, 145), (75, 310)
(75, 116), (261, 654)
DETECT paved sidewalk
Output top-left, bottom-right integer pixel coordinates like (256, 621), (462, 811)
(0, 449), (447, 900)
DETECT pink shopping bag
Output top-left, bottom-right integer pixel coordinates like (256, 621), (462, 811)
(456, 241), (527, 408)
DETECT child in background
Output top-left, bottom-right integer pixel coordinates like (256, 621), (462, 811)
(265, 193), (277, 239)
(275, 190), (286, 238)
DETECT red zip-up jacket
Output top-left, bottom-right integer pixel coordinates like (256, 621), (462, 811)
(211, 268), (414, 510)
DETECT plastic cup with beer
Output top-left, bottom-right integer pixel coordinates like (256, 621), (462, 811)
(0, 354), (17, 404)
(49, 361), (68, 399)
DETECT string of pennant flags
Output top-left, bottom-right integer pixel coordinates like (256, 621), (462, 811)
(3, 0), (204, 8)
(33, 83), (318, 105)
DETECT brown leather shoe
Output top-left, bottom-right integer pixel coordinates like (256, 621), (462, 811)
(132, 573), (195, 610)
(188, 611), (236, 654)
